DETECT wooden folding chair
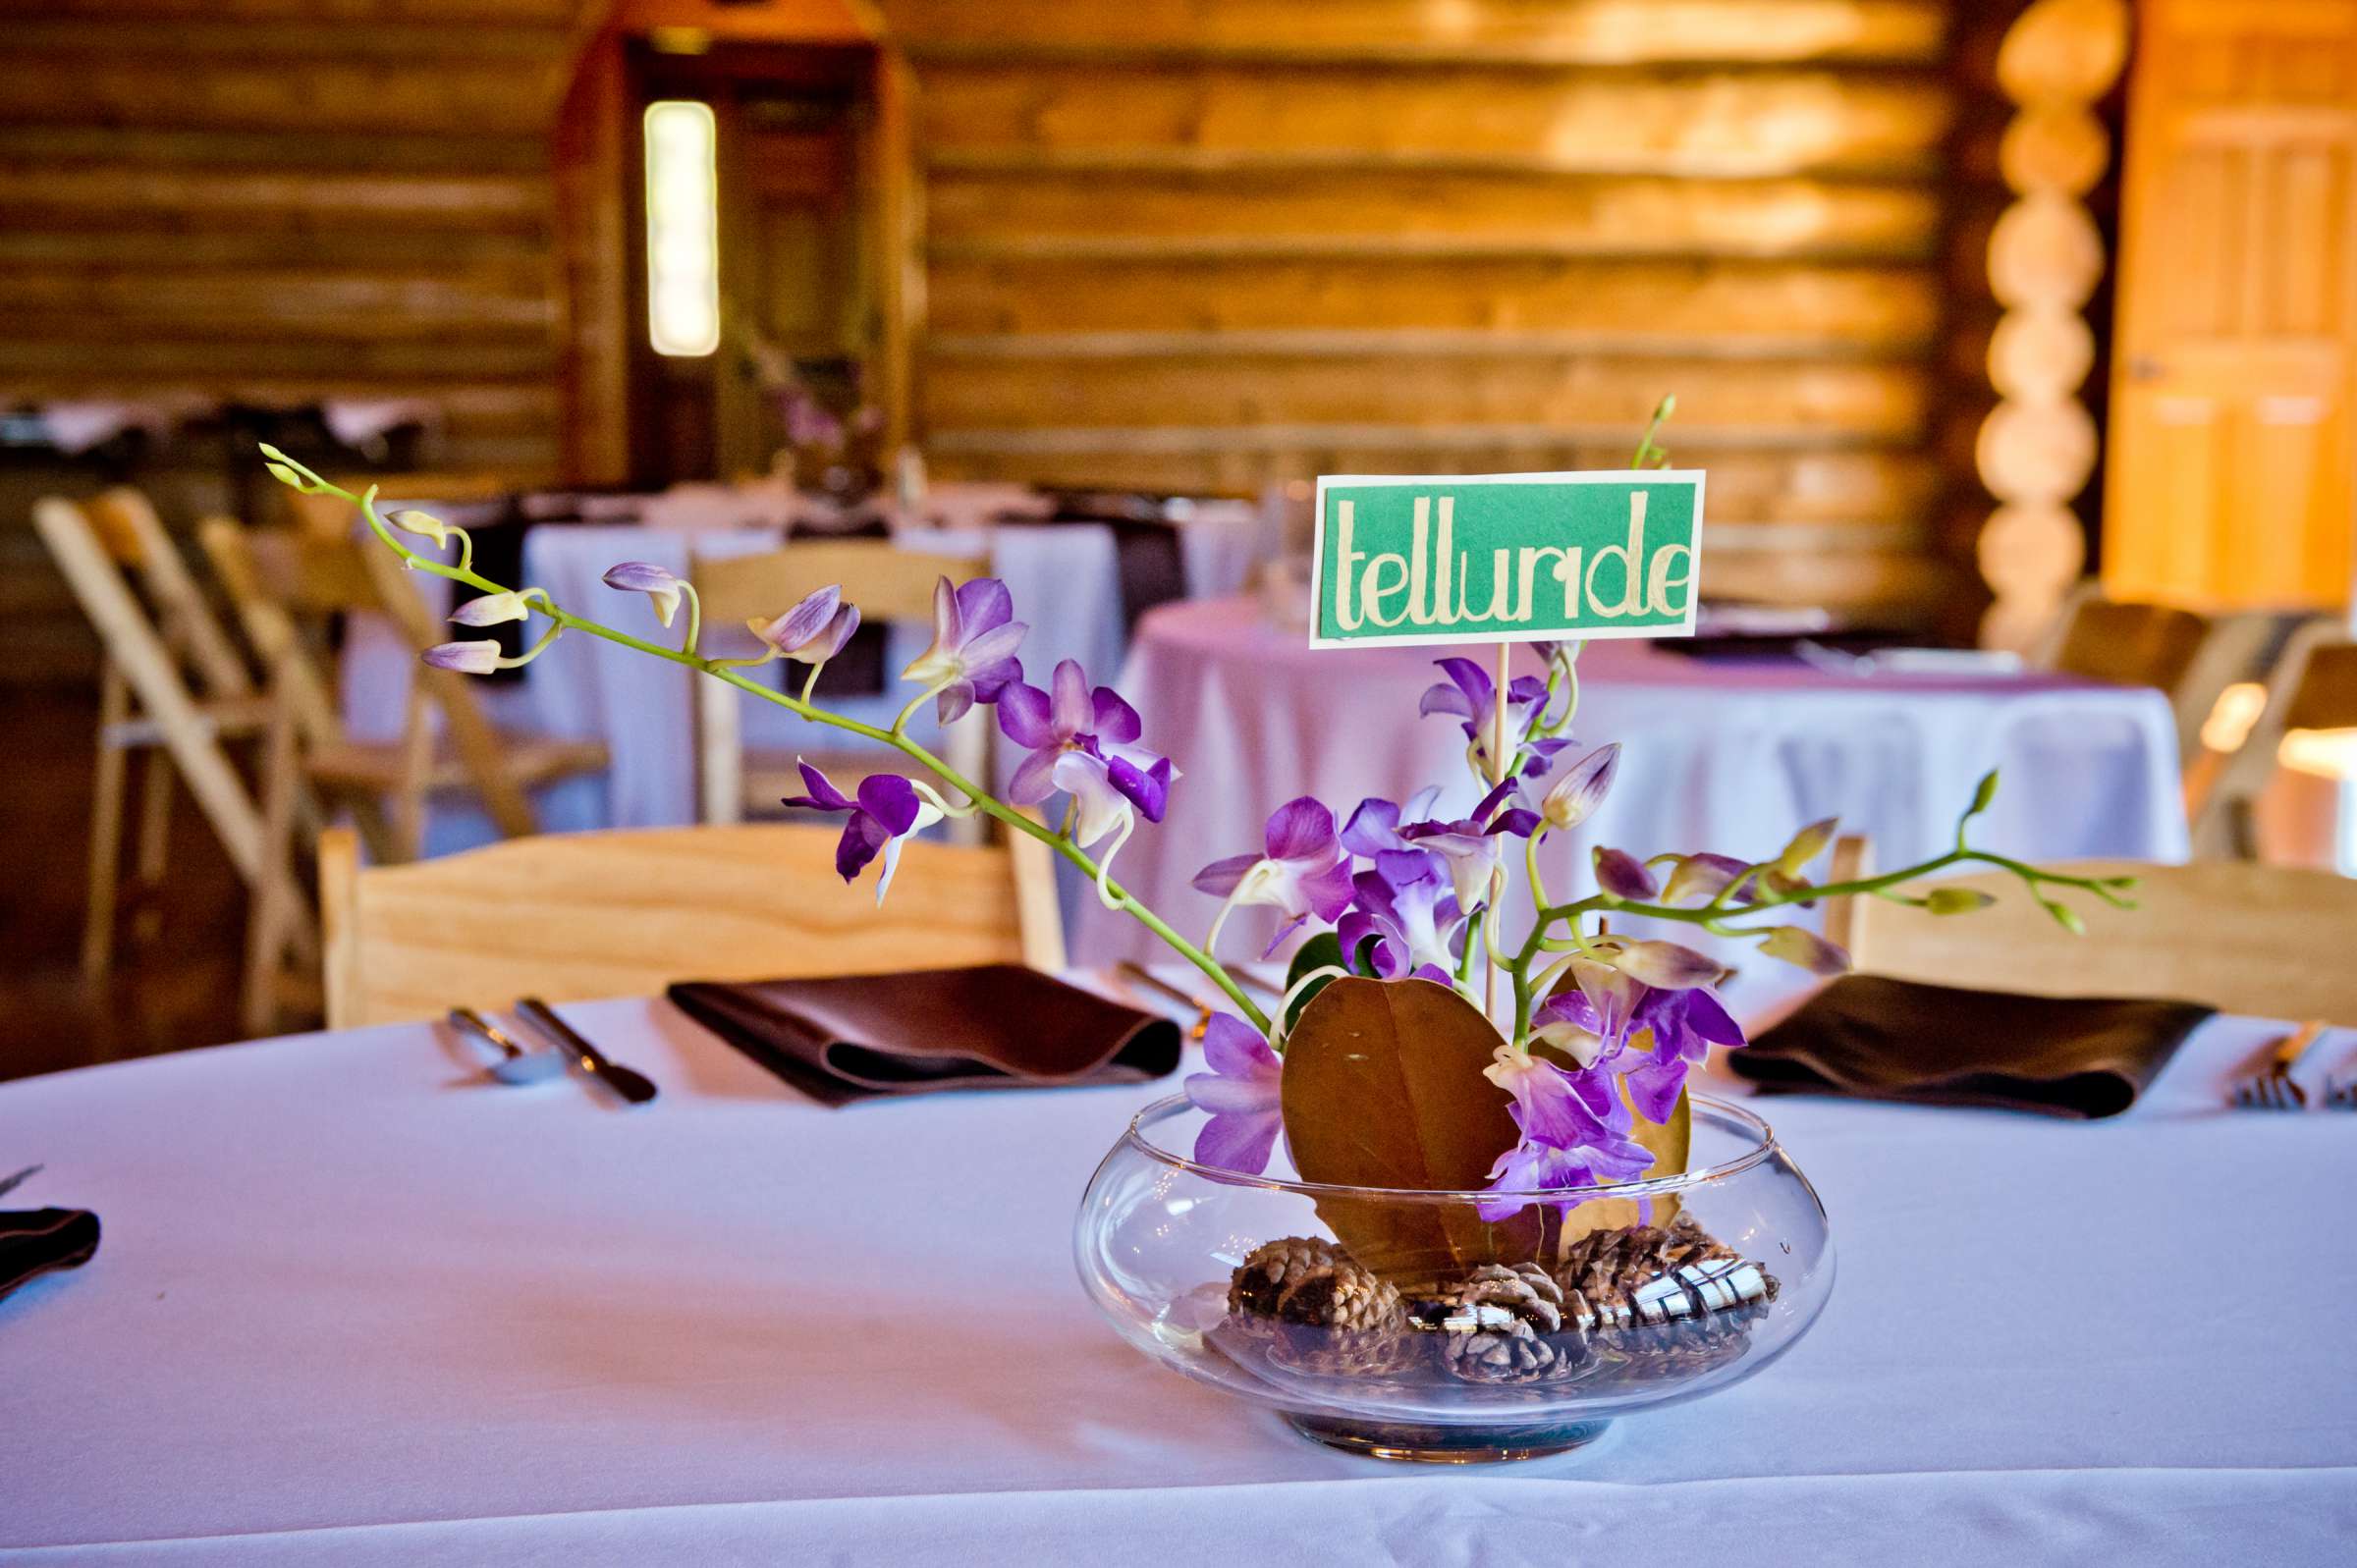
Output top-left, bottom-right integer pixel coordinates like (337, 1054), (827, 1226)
(317, 821), (1066, 1028)
(199, 516), (608, 1032)
(2034, 582), (2275, 770)
(2188, 622), (2357, 861)
(33, 494), (309, 1002)
(690, 540), (996, 844)
(1824, 837), (2357, 1025)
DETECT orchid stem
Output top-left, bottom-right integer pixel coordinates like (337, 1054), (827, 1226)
(278, 458), (1274, 1036)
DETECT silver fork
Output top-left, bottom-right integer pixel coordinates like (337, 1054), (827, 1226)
(2231, 1020), (2326, 1110)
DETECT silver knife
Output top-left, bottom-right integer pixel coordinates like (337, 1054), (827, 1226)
(516, 998), (659, 1105)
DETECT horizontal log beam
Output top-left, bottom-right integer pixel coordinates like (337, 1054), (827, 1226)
(884, 0), (1947, 66)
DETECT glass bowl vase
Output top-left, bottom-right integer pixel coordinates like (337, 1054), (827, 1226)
(1074, 1094), (1833, 1463)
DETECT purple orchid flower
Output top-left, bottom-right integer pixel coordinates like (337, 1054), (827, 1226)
(998, 659), (1175, 843)
(1660, 852), (1759, 905)
(1337, 851), (1463, 981)
(1419, 657), (1571, 779)
(1397, 780), (1541, 913)
(1193, 796), (1357, 958)
(602, 561), (686, 626)
(901, 576), (1026, 724)
(1183, 1013), (1284, 1174)
(1527, 961), (1747, 1124)
(1477, 1127), (1658, 1222)
(1485, 1041), (1628, 1149)
(422, 639), (502, 675)
(1593, 846), (1659, 902)
(752, 583), (861, 664)
(1339, 785), (1443, 858)
(1539, 743), (1618, 833)
(781, 762), (947, 904)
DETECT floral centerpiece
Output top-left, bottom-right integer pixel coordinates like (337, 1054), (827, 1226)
(261, 428), (2131, 1458)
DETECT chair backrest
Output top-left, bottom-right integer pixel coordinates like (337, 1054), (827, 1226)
(33, 497), (271, 881)
(1825, 842), (2357, 1025)
(2037, 583), (2257, 765)
(318, 821), (1068, 1028)
(2188, 621), (2357, 857)
(200, 517), (538, 838)
(82, 487), (255, 700)
(690, 541), (992, 827)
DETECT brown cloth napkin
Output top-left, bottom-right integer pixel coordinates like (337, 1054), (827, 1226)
(667, 964), (1181, 1107)
(1730, 974), (2217, 1119)
(0, 1209), (100, 1307)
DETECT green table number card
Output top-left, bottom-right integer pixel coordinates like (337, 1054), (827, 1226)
(1308, 471), (1705, 649)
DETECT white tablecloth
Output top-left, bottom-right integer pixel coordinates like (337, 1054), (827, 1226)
(3, 992), (2350, 1564)
(340, 515), (1262, 848)
(1075, 598), (2192, 964)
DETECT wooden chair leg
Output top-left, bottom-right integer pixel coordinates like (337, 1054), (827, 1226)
(81, 661), (131, 983)
(243, 679), (303, 1037)
(131, 747), (175, 941)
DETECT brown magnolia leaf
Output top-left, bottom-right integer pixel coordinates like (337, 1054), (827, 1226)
(1279, 977), (1534, 1281)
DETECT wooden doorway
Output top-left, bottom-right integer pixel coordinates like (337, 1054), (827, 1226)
(621, 39), (899, 489)
(2103, 0), (2357, 612)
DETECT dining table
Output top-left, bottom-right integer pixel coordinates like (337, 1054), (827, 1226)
(3, 970), (2351, 1565)
(1075, 595), (2194, 965)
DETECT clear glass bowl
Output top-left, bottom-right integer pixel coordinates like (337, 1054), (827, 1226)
(1075, 1094), (1834, 1462)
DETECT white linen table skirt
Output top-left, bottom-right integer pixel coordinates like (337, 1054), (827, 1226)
(1073, 597), (2193, 965)
(2, 988), (2351, 1565)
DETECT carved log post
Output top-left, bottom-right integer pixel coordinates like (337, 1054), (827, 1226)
(1972, 0), (2130, 652)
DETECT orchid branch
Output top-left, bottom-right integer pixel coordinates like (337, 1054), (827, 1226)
(260, 451), (1273, 1035)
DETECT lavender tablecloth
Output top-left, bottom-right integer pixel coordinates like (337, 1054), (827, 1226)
(1074, 597), (2192, 964)
(2, 987), (2349, 1564)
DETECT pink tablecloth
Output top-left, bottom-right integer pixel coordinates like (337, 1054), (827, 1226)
(1072, 598), (2190, 965)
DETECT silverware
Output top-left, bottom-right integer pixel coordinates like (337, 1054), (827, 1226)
(1115, 961), (1213, 1042)
(0, 1164), (41, 1202)
(448, 1007), (568, 1085)
(2325, 1034), (2357, 1109)
(516, 998), (659, 1105)
(2231, 1020), (2326, 1110)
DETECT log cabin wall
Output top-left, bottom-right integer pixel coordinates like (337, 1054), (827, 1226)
(882, 0), (1968, 616)
(0, 1), (591, 675)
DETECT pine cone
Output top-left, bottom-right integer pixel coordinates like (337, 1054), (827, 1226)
(1228, 1237), (1401, 1332)
(1432, 1263), (1588, 1384)
(1267, 1322), (1425, 1379)
(1552, 1215), (1781, 1382)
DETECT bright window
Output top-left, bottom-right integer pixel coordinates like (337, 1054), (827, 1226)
(644, 100), (719, 357)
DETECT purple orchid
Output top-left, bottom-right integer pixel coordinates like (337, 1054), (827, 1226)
(781, 762), (947, 904)
(1398, 779), (1540, 914)
(1183, 1013), (1285, 1174)
(1660, 852), (1758, 905)
(1593, 845), (1658, 901)
(1527, 961), (1747, 1123)
(901, 576), (1026, 724)
(1419, 657), (1570, 779)
(1193, 796), (1357, 958)
(421, 639), (502, 675)
(1336, 852), (1461, 982)
(1539, 743), (1618, 833)
(752, 583), (860, 664)
(1477, 1127), (1658, 1222)
(1339, 785), (1443, 858)
(449, 590), (531, 627)
(998, 659), (1175, 846)
(601, 561), (686, 626)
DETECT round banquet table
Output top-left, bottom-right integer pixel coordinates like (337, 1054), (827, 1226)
(1072, 597), (2192, 965)
(1, 982), (2351, 1564)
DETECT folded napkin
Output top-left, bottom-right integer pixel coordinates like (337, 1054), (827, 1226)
(1730, 975), (2217, 1118)
(668, 964), (1181, 1107)
(0, 1209), (101, 1307)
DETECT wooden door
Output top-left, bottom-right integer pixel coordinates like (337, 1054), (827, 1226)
(2104, 0), (2357, 612)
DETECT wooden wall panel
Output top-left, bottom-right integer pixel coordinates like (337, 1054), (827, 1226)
(886, 0), (1971, 614)
(0, 6), (590, 502)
